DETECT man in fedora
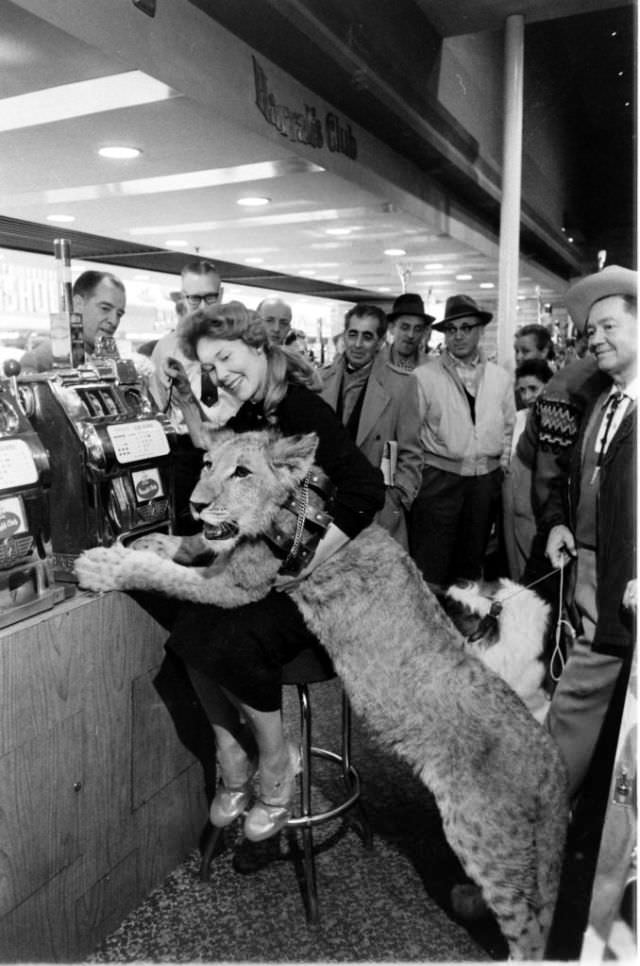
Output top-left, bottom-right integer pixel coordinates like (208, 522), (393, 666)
(320, 303), (423, 549)
(386, 293), (434, 370)
(408, 293), (515, 586)
(540, 265), (636, 801)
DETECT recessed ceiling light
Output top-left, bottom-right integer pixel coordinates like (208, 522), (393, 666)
(46, 213), (75, 223)
(479, 282), (495, 289)
(245, 256), (264, 264)
(326, 227), (352, 236)
(384, 248), (406, 256)
(99, 146), (142, 159)
(456, 274), (473, 281)
(237, 196), (271, 207)
(165, 239), (188, 247)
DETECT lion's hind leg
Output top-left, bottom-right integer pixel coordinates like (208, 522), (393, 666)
(441, 794), (549, 960)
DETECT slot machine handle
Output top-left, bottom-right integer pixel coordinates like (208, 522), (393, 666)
(3, 359), (22, 410)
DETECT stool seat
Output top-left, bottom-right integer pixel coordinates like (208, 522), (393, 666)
(281, 644), (335, 685)
(200, 643), (372, 923)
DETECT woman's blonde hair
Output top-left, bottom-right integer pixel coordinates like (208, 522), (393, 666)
(179, 301), (322, 423)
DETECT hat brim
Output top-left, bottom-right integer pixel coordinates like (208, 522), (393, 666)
(432, 308), (492, 332)
(564, 266), (637, 332)
(387, 310), (435, 324)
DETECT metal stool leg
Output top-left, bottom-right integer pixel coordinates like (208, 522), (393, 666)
(341, 690), (373, 849)
(297, 682), (320, 924)
(199, 823), (224, 881)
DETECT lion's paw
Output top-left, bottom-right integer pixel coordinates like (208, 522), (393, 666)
(74, 544), (132, 592)
(129, 532), (181, 559)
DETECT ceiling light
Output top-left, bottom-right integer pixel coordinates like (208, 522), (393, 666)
(165, 239), (188, 248)
(342, 279), (358, 285)
(245, 256), (264, 264)
(300, 269), (316, 276)
(237, 196), (271, 207)
(0, 71), (176, 133)
(384, 248), (406, 256)
(46, 213), (75, 223)
(326, 227), (352, 236)
(423, 263), (444, 271)
(99, 146), (142, 159)
(378, 286), (391, 292)
(456, 274), (473, 281)
(479, 282), (495, 289)
(618, 71), (625, 77)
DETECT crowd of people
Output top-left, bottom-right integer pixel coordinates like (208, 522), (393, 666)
(20, 260), (636, 851)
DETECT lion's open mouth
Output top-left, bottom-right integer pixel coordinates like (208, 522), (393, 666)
(202, 521), (239, 541)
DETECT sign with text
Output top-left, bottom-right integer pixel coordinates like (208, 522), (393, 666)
(253, 56), (357, 160)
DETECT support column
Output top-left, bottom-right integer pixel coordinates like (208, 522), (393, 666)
(497, 14), (525, 366)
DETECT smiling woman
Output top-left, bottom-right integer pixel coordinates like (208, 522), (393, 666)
(156, 299), (385, 844)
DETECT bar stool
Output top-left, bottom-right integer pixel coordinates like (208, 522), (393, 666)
(199, 644), (372, 924)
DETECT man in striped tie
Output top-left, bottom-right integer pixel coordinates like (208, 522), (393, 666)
(541, 265), (636, 801)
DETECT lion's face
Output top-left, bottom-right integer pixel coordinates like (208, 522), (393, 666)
(189, 429), (318, 553)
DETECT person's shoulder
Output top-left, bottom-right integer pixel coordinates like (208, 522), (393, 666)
(319, 355), (342, 378)
(151, 330), (179, 357)
(544, 356), (605, 405)
(20, 338), (53, 372)
(412, 354), (444, 379)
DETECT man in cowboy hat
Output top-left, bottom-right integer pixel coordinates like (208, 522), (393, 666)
(386, 293), (434, 371)
(540, 265), (637, 800)
(320, 303), (423, 549)
(407, 293), (515, 586)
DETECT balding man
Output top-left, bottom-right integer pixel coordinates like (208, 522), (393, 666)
(257, 297), (293, 345)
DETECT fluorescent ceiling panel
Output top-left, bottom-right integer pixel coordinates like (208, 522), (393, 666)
(0, 71), (178, 132)
(130, 206), (387, 235)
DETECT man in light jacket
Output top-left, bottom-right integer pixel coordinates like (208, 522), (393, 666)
(320, 303), (423, 549)
(409, 294), (515, 586)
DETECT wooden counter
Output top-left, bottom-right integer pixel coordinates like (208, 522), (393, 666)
(0, 591), (213, 962)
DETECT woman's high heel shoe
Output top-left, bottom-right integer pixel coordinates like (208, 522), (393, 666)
(209, 755), (257, 828)
(243, 743), (301, 842)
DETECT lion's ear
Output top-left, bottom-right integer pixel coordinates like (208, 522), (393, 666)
(269, 432), (318, 483)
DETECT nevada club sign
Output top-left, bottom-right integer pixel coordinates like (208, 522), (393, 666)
(253, 56), (357, 160)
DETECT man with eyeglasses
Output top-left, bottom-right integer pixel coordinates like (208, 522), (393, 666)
(407, 294), (515, 586)
(149, 260), (238, 531)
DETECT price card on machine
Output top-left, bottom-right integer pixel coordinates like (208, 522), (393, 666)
(0, 439), (39, 489)
(106, 420), (170, 464)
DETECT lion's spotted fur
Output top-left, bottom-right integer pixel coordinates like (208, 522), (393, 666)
(75, 429), (569, 960)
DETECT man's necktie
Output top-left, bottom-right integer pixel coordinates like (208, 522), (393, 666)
(591, 390), (623, 483)
(200, 369), (218, 408)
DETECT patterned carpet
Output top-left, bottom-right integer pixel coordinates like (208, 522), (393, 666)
(88, 678), (589, 964)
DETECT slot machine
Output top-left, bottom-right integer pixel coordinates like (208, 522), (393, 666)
(0, 362), (64, 627)
(19, 358), (178, 582)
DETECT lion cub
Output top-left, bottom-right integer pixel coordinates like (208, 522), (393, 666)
(76, 429), (568, 960)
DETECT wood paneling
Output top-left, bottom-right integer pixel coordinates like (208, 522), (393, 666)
(0, 591), (209, 962)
